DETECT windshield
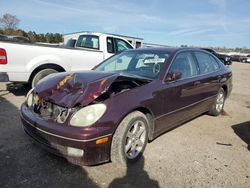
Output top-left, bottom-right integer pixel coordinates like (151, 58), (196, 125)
(94, 50), (170, 79)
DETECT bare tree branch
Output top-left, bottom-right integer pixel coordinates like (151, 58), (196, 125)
(0, 13), (20, 30)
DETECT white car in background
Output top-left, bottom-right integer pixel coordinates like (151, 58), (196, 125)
(247, 55), (250, 63)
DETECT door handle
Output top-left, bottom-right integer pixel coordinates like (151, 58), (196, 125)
(194, 81), (201, 85)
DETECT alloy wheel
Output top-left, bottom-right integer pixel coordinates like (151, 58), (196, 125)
(124, 120), (147, 159)
(215, 91), (225, 112)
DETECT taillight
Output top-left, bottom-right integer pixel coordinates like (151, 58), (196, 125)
(0, 48), (7, 64)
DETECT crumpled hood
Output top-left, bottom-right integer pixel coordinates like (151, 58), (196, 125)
(35, 71), (119, 108)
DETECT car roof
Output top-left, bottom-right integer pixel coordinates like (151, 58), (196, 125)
(127, 47), (202, 53)
(201, 48), (214, 51)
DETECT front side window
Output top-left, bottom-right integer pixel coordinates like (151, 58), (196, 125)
(114, 38), (133, 53)
(94, 51), (170, 79)
(194, 52), (219, 74)
(75, 35), (99, 50)
(168, 52), (198, 79)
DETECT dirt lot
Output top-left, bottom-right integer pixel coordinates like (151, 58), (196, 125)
(0, 62), (249, 188)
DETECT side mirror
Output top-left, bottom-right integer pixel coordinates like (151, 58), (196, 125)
(165, 71), (182, 82)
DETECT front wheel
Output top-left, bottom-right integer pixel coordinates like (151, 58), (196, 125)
(208, 88), (225, 116)
(111, 111), (149, 166)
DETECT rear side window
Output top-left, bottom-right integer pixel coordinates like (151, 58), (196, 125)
(76, 35), (99, 50)
(114, 38), (133, 53)
(169, 52), (198, 79)
(210, 55), (220, 70)
(65, 39), (76, 47)
(194, 52), (220, 74)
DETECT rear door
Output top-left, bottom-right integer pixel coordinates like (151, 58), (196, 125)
(192, 51), (221, 102)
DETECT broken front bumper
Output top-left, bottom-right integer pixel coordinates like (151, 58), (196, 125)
(20, 103), (112, 166)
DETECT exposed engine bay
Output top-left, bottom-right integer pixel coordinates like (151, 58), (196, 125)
(94, 77), (150, 102)
(33, 97), (73, 123)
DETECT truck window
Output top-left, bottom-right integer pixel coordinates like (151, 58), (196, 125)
(107, 37), (115, 53)
(136, 41), (142, 48)
(76, 35), (99, 50)
(114, 38), (133, 53)
(66, 39), (76, 47)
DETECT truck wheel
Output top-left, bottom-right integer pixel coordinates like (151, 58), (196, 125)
(208, 88), (225, 116)
(32, 69), (58, 87)
(111, 111), (149, 166)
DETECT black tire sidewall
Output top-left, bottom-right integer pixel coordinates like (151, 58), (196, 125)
(111, 111), (149, 165)
(32, 69), (58, 87)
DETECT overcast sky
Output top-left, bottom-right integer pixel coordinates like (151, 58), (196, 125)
(1, 0), (250, 48)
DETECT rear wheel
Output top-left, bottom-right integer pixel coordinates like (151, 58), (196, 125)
(31, 68), (58, 87)
(208, 88), (225, 116)
(111, 111), (149, 166)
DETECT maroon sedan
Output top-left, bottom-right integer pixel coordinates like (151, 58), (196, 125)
(20, 48), (232, 166)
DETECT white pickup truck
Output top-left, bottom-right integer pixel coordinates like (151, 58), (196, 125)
(0, 32), (133, 86)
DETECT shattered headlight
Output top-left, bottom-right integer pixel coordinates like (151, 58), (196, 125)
(26, 88), (35, 107)
(70, 104), (106, 127)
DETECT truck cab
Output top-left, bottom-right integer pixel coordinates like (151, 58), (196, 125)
(64, 32), (134, 59)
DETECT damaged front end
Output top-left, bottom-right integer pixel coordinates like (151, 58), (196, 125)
(26, 71), (151, 126)
(26, 88), (73, 124)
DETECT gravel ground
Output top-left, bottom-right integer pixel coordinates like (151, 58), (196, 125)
(0, 62), (249, 188)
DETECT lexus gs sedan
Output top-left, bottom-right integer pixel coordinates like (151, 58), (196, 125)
(20, 48), (232, 166)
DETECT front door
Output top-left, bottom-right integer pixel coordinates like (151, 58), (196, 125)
(154, 51), (202, 135)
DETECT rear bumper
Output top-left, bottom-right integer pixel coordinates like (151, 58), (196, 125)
(0, 72), (9, 82)
(20, 104), (112, 166)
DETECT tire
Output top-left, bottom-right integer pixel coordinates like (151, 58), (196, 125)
(208, 88), (225, 116)
(111, 111), (149, 166)
(31, 68), (58, 87)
